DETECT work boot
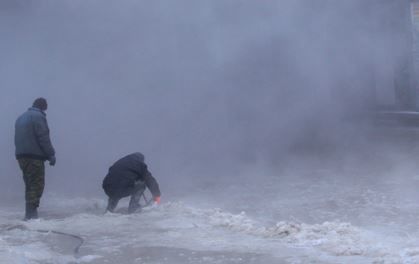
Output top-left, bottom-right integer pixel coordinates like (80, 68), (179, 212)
(128, 186), (145, 214)
(24, 206), (30, 221)
(128, 180), (146, 214)
(106, 198), (119, 213)
(24, 204), (38, 221)
(128, 202), (141, 214)
(32, 207), (38, 219)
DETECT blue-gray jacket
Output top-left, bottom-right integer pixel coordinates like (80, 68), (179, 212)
(15, 107), (55, 161)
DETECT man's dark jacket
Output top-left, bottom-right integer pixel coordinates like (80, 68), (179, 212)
(102, 153), (161, 199)
(15, 107), (55, 161)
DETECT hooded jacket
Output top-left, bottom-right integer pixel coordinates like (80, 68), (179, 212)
(102, 153), (161, 198)
(15, 107), (55, 160)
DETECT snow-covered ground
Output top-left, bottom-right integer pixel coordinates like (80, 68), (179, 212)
(2, 155), (419, 264)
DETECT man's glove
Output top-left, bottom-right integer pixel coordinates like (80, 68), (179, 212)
(154, 196), (161, 205)
(49, 156), (56, 166)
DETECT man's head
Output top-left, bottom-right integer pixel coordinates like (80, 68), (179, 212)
(32, 98), (48, 111)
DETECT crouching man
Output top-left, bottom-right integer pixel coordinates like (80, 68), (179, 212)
(102, 152), (161, 213)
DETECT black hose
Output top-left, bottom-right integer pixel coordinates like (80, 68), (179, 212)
(33, 229), (84, 255)
(4, 224), (84, 256)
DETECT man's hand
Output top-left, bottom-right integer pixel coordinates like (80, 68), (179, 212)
(154, 196), (161, 205)
(49, 156), (56, 166)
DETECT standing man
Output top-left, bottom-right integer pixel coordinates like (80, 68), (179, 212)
(102, 152), (161, 213)
(15, 98), (56, 220)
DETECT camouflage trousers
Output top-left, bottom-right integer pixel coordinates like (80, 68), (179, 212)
(18, 159), (45, 208)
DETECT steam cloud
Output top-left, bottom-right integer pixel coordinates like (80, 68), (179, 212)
(0, 0), (410, 197)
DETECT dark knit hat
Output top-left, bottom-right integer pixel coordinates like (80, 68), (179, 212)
(32, 97), (48, 111)
(134, 152), (145, 162)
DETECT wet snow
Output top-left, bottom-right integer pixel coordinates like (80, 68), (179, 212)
(2, 161), (419, 263)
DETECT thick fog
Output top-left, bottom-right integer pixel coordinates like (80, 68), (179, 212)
(0, 0), (411, 200)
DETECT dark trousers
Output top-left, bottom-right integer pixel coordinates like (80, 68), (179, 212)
(18, 158), (45, 208)
(106, 181), (146, 213)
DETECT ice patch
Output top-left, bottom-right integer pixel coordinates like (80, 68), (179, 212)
(159, 202), (419, 262)
(175, 204), (366, 256)
(78, 254), (103, 262)
(0, 238), (75, 264)
(0, 200), (418, 263)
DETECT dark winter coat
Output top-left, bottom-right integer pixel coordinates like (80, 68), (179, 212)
(15, 107), (55, 161)
(102, 153), (161, 199)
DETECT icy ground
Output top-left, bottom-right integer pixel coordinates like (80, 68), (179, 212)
(2, 161), (419, 263)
